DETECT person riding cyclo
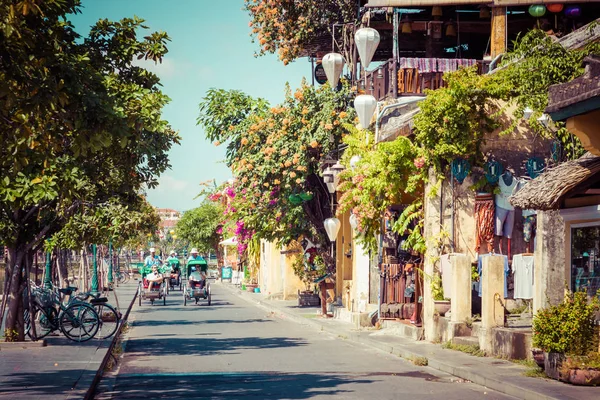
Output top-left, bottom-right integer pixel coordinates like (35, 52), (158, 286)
(144, 248), (163, 291)
(187, 248), (207, 289)
(167, 250), (180, 282)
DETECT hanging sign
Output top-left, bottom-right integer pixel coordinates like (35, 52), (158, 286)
(314, 63), (328, 85)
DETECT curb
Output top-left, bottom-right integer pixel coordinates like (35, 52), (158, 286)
(83, 287), (139, 400)
(0, 339), (47, 349)
(223, 284), (560, 400)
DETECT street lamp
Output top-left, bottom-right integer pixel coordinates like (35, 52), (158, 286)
(91, 244), (99, 295)
(322, 52), (345, 89)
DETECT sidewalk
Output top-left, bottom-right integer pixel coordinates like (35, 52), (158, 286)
(221, 282), (599, 400)
(0, 282), (138, 400)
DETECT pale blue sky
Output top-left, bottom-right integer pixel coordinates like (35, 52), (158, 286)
(71, 0), (311, 211)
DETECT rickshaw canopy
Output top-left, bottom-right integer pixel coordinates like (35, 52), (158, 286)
(186, 259), (208, 277)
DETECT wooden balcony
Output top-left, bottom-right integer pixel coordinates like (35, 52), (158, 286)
(362, 58), (489, 102)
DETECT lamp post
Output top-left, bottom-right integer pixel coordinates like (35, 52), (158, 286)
(91, 244), (99, 295)
(108, 240), (113, 286)
(44, 249), (52, 290)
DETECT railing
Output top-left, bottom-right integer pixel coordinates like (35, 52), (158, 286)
(362, 57), (490, 102)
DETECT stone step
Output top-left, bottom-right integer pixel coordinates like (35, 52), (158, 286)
(471, 321), (482, 337)
(452, 335), (480, 347)
(380, 319), (424, 341)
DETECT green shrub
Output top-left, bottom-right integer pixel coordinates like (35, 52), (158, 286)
(532, 291), (599, 355)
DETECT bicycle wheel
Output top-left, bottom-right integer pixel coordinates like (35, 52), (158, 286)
(24, 305), (56, 340)
(59, 303), (99, 342)
(93, 302), (120, 339)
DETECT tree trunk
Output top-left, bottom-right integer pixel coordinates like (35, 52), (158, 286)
(4, 247), (26, 342)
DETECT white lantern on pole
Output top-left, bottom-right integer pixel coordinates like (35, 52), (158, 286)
(323, 166), (336, 194)
(330, 161), (345, 188)
(354, 95), (377, 130)
(355, 27), (380, 69)
(324, 217), (342, 242)
(322, 53), (345, 89)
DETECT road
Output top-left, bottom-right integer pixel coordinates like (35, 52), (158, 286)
(97, 281), (515, 399)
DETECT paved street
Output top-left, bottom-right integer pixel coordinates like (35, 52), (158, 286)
(97, 282), (515, 399)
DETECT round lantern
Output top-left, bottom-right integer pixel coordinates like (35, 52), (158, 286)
(350, 155), (361, 170)
(354, 94), (377, 130)
(528, 5), (546, 18)
(324, 217), (342, 242)
(349, 213), (358, 231)
(547, 4), (564, 13)
(288, 194), (303, 205)
(322, 53), (345, 89)
(169, 230), (175, 235)
(565, 6), (581, 18)
(354, 27), (380, 70)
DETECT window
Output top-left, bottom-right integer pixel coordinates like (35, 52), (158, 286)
(570, 224), (600, 296)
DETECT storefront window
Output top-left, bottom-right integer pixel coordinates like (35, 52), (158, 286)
(571, 225), (600, 296)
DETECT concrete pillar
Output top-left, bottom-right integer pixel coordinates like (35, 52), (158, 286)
(450, 254), (471, 323)
(534, 210), (566, 313)
(479, 255), (505, 352)
(423, 169), (441, 341)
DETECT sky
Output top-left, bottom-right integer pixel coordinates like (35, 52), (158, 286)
(70, 0), (312, 212)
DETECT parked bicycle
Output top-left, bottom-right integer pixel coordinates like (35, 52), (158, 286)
(24, 282), (100, 342)
(74, 290), (121, 339)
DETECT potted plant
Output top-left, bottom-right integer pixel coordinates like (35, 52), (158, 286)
(532, 290), (600, 383)
(431, 271), (451, 317)
(292, 252), (323, 307)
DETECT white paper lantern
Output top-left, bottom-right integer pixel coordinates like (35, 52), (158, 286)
(355, 27), (380, 69)
(324, 217), (341, 242)
(350, 155), (361, 170)
(322, 53), (345, 89)
(354, 94), (377, 130)
(349, 213), (358, 231)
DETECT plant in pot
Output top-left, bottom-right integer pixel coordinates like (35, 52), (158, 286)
(292, 252), (324, 307)
(532, 290), (600, 384)
(431, 271), (451, 317)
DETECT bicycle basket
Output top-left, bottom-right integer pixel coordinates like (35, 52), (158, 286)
(32, 288), (55, 308)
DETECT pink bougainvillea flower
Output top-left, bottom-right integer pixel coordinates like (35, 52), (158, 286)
(414, 157), (426, 169)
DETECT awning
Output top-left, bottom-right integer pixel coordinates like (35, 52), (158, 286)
(219, 237), (238, 246)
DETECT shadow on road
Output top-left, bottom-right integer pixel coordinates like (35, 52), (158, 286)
(0, 368), (91, 398)
(132, 318), (273, 328)
(125, 336), (308, 357)
(99, 372), (376, 399)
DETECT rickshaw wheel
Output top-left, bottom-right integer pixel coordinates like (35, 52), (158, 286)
(163, 293), (166, 305)
(138, 285), (142, 306)
(207, 291), (211, 306)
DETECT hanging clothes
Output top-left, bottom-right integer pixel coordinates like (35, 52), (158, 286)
(478, 254), (509, 298)
(474, 193), (495, 253)
(512, 254), (534, 299)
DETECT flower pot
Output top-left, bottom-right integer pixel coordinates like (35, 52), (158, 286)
(298, 290), (320, 307)
(567, 368), (600, 386)
(544, 352), (565, 381)
(434, 300), (451, 317)
(531, 349), (545, 370)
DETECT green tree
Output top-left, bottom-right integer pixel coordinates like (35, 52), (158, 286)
(0, 0), (178, 341)
(176, 202), (224, 255)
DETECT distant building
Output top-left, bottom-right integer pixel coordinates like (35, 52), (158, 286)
(156, 208), (181, 238)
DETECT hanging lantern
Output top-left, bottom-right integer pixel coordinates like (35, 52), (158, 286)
(479, 6), (490, 19)
(432, 6), (443, 19)
(564, 6), (581, 18)
(299, 192), (313, 201)
(484, 160), (503, 184)
(350, 155), (361, 170)
(451, 158), (471, 184)
(288, 194), (303, 205)
(551, 140), (562, 163)
(354, 27), (380, 69)
(528, 5), (546, 18)
(169, 230), (175, 235)
(401, 18), (412, 34)
(527, 157), (546, 179)
(324, 217), (342, 242)
(547, 4), (564, 13)
(523, 107), (534, 120)
(172, 235), (177, 240)
(445, 21), (456, 37)
(322, 53), (345, 89)
(354, 94), (377, 130)
(349, 213), (359, 231)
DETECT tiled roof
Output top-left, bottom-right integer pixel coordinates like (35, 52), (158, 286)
(546, 56), (600, 117)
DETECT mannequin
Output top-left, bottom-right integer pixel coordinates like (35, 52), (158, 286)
(495, 170), (517, 259)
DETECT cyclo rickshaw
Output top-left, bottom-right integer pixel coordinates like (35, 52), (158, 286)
(167, 259), (182, 291)
(183, 259), (211, 306)
(137, 265), (168, 306)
